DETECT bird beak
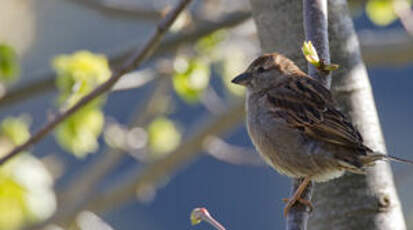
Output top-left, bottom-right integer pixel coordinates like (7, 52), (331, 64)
(231, 72), (251, 86)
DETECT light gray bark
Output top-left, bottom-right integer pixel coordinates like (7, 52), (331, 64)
(309, 1), (406, 229)
(248, 0), (406, 229)
(303, 0), (331, 86)
(249, 1), (313, 229)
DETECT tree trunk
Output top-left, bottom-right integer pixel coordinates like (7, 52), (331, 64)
(248, 0), (406, 229)
(309, 1), (406, 229)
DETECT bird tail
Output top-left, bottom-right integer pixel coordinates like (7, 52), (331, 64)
(361, 152), (413, 166)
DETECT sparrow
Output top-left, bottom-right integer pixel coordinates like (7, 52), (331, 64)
(231, 53), (413, 216)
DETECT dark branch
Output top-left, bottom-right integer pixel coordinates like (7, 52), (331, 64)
(27, 78), (171, 230)
(0, 11), (250, 109)
(0, 0), (194, 165)
(3, 12), (413, 109)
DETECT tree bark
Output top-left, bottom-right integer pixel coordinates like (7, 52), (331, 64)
(309, 1), (406, 229)
(248, 0), (406, 229)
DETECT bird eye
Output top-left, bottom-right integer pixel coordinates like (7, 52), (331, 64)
(257, 66), (265, 73)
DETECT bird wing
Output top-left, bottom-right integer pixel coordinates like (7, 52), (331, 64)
(265, 75), (370, 152)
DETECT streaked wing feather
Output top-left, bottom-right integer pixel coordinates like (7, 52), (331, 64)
(266, 76), (370, 152)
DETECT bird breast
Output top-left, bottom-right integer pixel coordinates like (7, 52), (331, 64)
(246, 93), (345, 182)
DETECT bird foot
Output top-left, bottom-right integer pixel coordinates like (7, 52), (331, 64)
(282, 197), (313, 216)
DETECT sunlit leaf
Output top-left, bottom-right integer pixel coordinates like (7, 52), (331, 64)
(55, 107), (104, 157)
(1, 116), (30, 146)
(9, 154), (56, 223)
(52, 51), (110, 157)
(0, 155), (56, 229)
(302, 41), (320, 67)
(301, 41), (339, 73)
(0, 118), (55, 229)
(52, 50), (111, 106)
(366, 0), (397, 26)
(0, 176), (26, 230)
(0, 44), (19, 83)
(147, 117), (181, 158)
(195, 30), (227, 54)
(172, 57), (210, 103)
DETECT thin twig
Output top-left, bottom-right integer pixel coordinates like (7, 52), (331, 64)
(27, 78), (171, 230)
(286, 1), (330, 229)
(303, 0), (331, 87)
(0, 0), (194, 165)
(0, 11), (250, 108)
(0, 70), (155, 108)
(4, 13), (413, 109)
(204, 136), (264, 166)
(191, 207), (227, 230)
(393, 0), (413, 36)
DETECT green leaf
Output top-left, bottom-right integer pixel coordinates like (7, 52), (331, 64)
(0, 176), (27, 230)
(302, 41), (320, 67)
(0, 44), (19, 83)
(3, 154), (56, 225)
(302, 41), (339, 73)
(147, 117), (181, 158)
(52, 51), (110, 157)
(1, 116), (30, 146)
(0, 153), (55, 229)
(195, 30), (226, 54)
(323, 63), (340, 71)
(366, 0), (397, 26)
(52, 50), (111, 106)
(55, 107), (104, 157)
(172, 57), (210, 103)
(190, 208), (203, 225)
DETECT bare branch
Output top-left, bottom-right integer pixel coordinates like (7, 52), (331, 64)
(191, 207), (227, 230)
(2, 11), (413, 109)
(0, 74), (55, 108)
(55, 102), (244, 225)
(66, 0), (162, 20)
(286, 179), (313, 230)
(27, 78), (172, 230)
(0, 11), (250, 109)
(303, 0), (331, 87)
(393, 0), (413, 36)
(204, 136), (264, 166)
(0, 0), (195, 165)
(283, 1), (331, 229)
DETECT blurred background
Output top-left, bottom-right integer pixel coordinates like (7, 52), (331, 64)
(0, 0), (413, 229)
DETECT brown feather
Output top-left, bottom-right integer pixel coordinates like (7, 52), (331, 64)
(266, 75), (371, 153)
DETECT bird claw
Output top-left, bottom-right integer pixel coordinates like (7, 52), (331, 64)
(282, 197), (313, 216)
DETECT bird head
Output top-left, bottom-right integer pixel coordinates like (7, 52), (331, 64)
(231, 53), (304, 92)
